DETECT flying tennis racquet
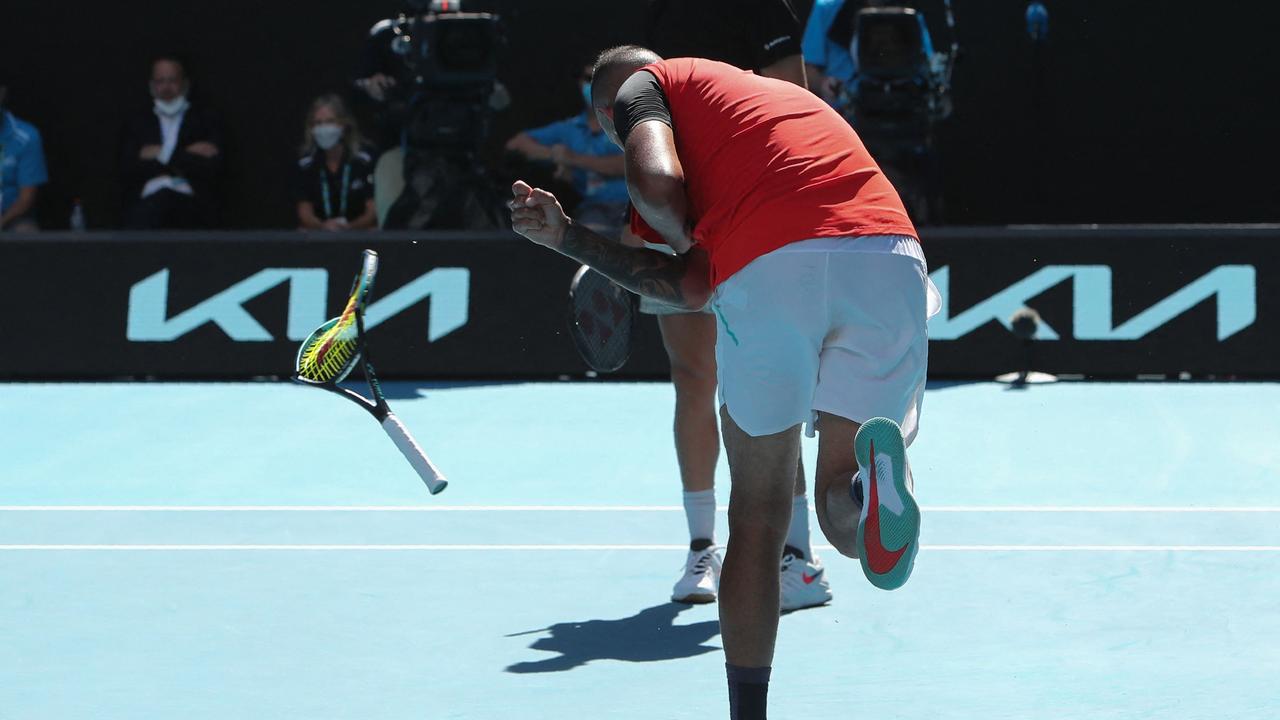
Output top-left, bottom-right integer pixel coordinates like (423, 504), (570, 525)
(567, 264), (636, 373)
(293, 249), (448, 495)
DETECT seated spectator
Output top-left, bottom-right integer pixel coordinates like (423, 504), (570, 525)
(293, 94), (377, 231)
(504, 64), (627, 234)
(0, 77), (48, 232)
(119, 55), (223, 229)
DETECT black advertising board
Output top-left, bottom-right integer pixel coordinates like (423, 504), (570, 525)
(0, 233), (666, 380)
(923, 226), (1279, 378)
(2, 226), (1276, 380)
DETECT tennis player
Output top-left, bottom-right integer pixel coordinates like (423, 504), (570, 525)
(509, 46), (938, 720)
(642, 0), (832, 613)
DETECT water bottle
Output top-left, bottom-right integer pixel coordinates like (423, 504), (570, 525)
(69, 199), (87, 232)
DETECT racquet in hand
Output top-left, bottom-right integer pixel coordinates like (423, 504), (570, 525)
(567, 264), (636, 373)
(293, 249), (448, 495)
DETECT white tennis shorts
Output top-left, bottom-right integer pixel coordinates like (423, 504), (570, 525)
(710, 235), (941, 444)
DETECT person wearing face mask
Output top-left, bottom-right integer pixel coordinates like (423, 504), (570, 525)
(503, 63), (627, 234)
(293, 95), (377, 231)
(119, 54), (223, 229)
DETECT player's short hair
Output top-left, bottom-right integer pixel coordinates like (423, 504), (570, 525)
(590, 45), (662, 106)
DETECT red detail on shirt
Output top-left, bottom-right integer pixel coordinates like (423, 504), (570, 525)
(629, 205), (666, 246)
(635, 58), (918, 287)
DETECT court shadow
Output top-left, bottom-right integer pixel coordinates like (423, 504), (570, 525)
(504, 602), (721, 674)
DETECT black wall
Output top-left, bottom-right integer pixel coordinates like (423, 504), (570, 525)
(4, 227), (1276, 380)
(2, 1), (1277, 230)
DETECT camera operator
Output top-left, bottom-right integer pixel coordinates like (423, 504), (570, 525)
(353, 16), (411, 152)
(803, 0), (862, 106)
(803, 0), (942, 109)
(354, 1), (508, 230)
(803, 1), (954, 224)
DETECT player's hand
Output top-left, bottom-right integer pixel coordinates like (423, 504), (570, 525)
(139, 144), (164, 161)
(509, 180), (569, 249)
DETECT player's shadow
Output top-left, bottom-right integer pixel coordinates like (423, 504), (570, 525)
(504, 602), (721, 674)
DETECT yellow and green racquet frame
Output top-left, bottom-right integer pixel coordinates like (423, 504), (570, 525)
(293, 249), (447, 495)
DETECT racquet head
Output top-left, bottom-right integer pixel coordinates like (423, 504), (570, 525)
(567, 264), (636, 373)
(295, 250), (379, 385)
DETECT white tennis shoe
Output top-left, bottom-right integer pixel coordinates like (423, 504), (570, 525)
(672, 545), (722, 604)
(780, 545), (833, 611)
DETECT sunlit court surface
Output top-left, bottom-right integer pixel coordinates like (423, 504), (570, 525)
(2, 380), (1278, 719)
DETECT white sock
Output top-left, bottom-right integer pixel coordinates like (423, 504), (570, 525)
(786, 494), (813, 559)
(682, 489), (717, 545)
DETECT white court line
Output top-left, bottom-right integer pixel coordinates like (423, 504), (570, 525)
(2, 544), (1279, 552)
(3, 505), (1280, 513)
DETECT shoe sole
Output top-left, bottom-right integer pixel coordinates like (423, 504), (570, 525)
(672, 592), (716, 604)
(854, 417), (920, 591)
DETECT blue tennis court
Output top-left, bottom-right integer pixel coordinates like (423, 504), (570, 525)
(3, 380), (1279, 719)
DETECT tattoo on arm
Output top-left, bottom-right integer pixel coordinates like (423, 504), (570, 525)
(559, 221), (695, 306)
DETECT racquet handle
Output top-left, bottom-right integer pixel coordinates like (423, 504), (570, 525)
(380, 412), (448, 495)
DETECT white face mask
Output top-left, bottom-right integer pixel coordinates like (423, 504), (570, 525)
(153, 95), (189, 117)
(312, 123), (344, 150)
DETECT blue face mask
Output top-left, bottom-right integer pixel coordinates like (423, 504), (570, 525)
(581, 82), (592, 110)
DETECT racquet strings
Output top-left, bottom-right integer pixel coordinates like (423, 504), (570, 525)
(296, 307), (360, 384)
(569, 266), (635, 372)
(295, 252), (377, 384)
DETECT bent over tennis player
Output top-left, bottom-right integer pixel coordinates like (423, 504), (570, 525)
(508, 45), (939, 720)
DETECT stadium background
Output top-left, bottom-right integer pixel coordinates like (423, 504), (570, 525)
(2, 0), (1277, 231)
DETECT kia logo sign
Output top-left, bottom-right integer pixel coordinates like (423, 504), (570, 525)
(929, 265), (1256, 342)
(127, 267), (471, 343)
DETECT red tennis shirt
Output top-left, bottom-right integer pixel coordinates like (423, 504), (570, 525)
(629, 58), (917, 288)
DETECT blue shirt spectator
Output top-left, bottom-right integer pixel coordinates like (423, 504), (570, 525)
(523, 112), (629, 204)
(0, 109), (48, 229)
(505, 63), (629, 234)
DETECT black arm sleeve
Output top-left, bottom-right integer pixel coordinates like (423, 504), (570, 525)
(613, 71), (672, 145)
(749, 0), (804, 69)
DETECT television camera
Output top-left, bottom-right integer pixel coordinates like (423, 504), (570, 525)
(372, 0), (508, 230)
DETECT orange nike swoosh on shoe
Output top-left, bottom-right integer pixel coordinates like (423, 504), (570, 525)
(864, 440), (908, 575)
(802, 569), (823, 584)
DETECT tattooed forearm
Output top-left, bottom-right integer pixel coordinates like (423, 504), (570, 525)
(556, 221), (707, 309)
